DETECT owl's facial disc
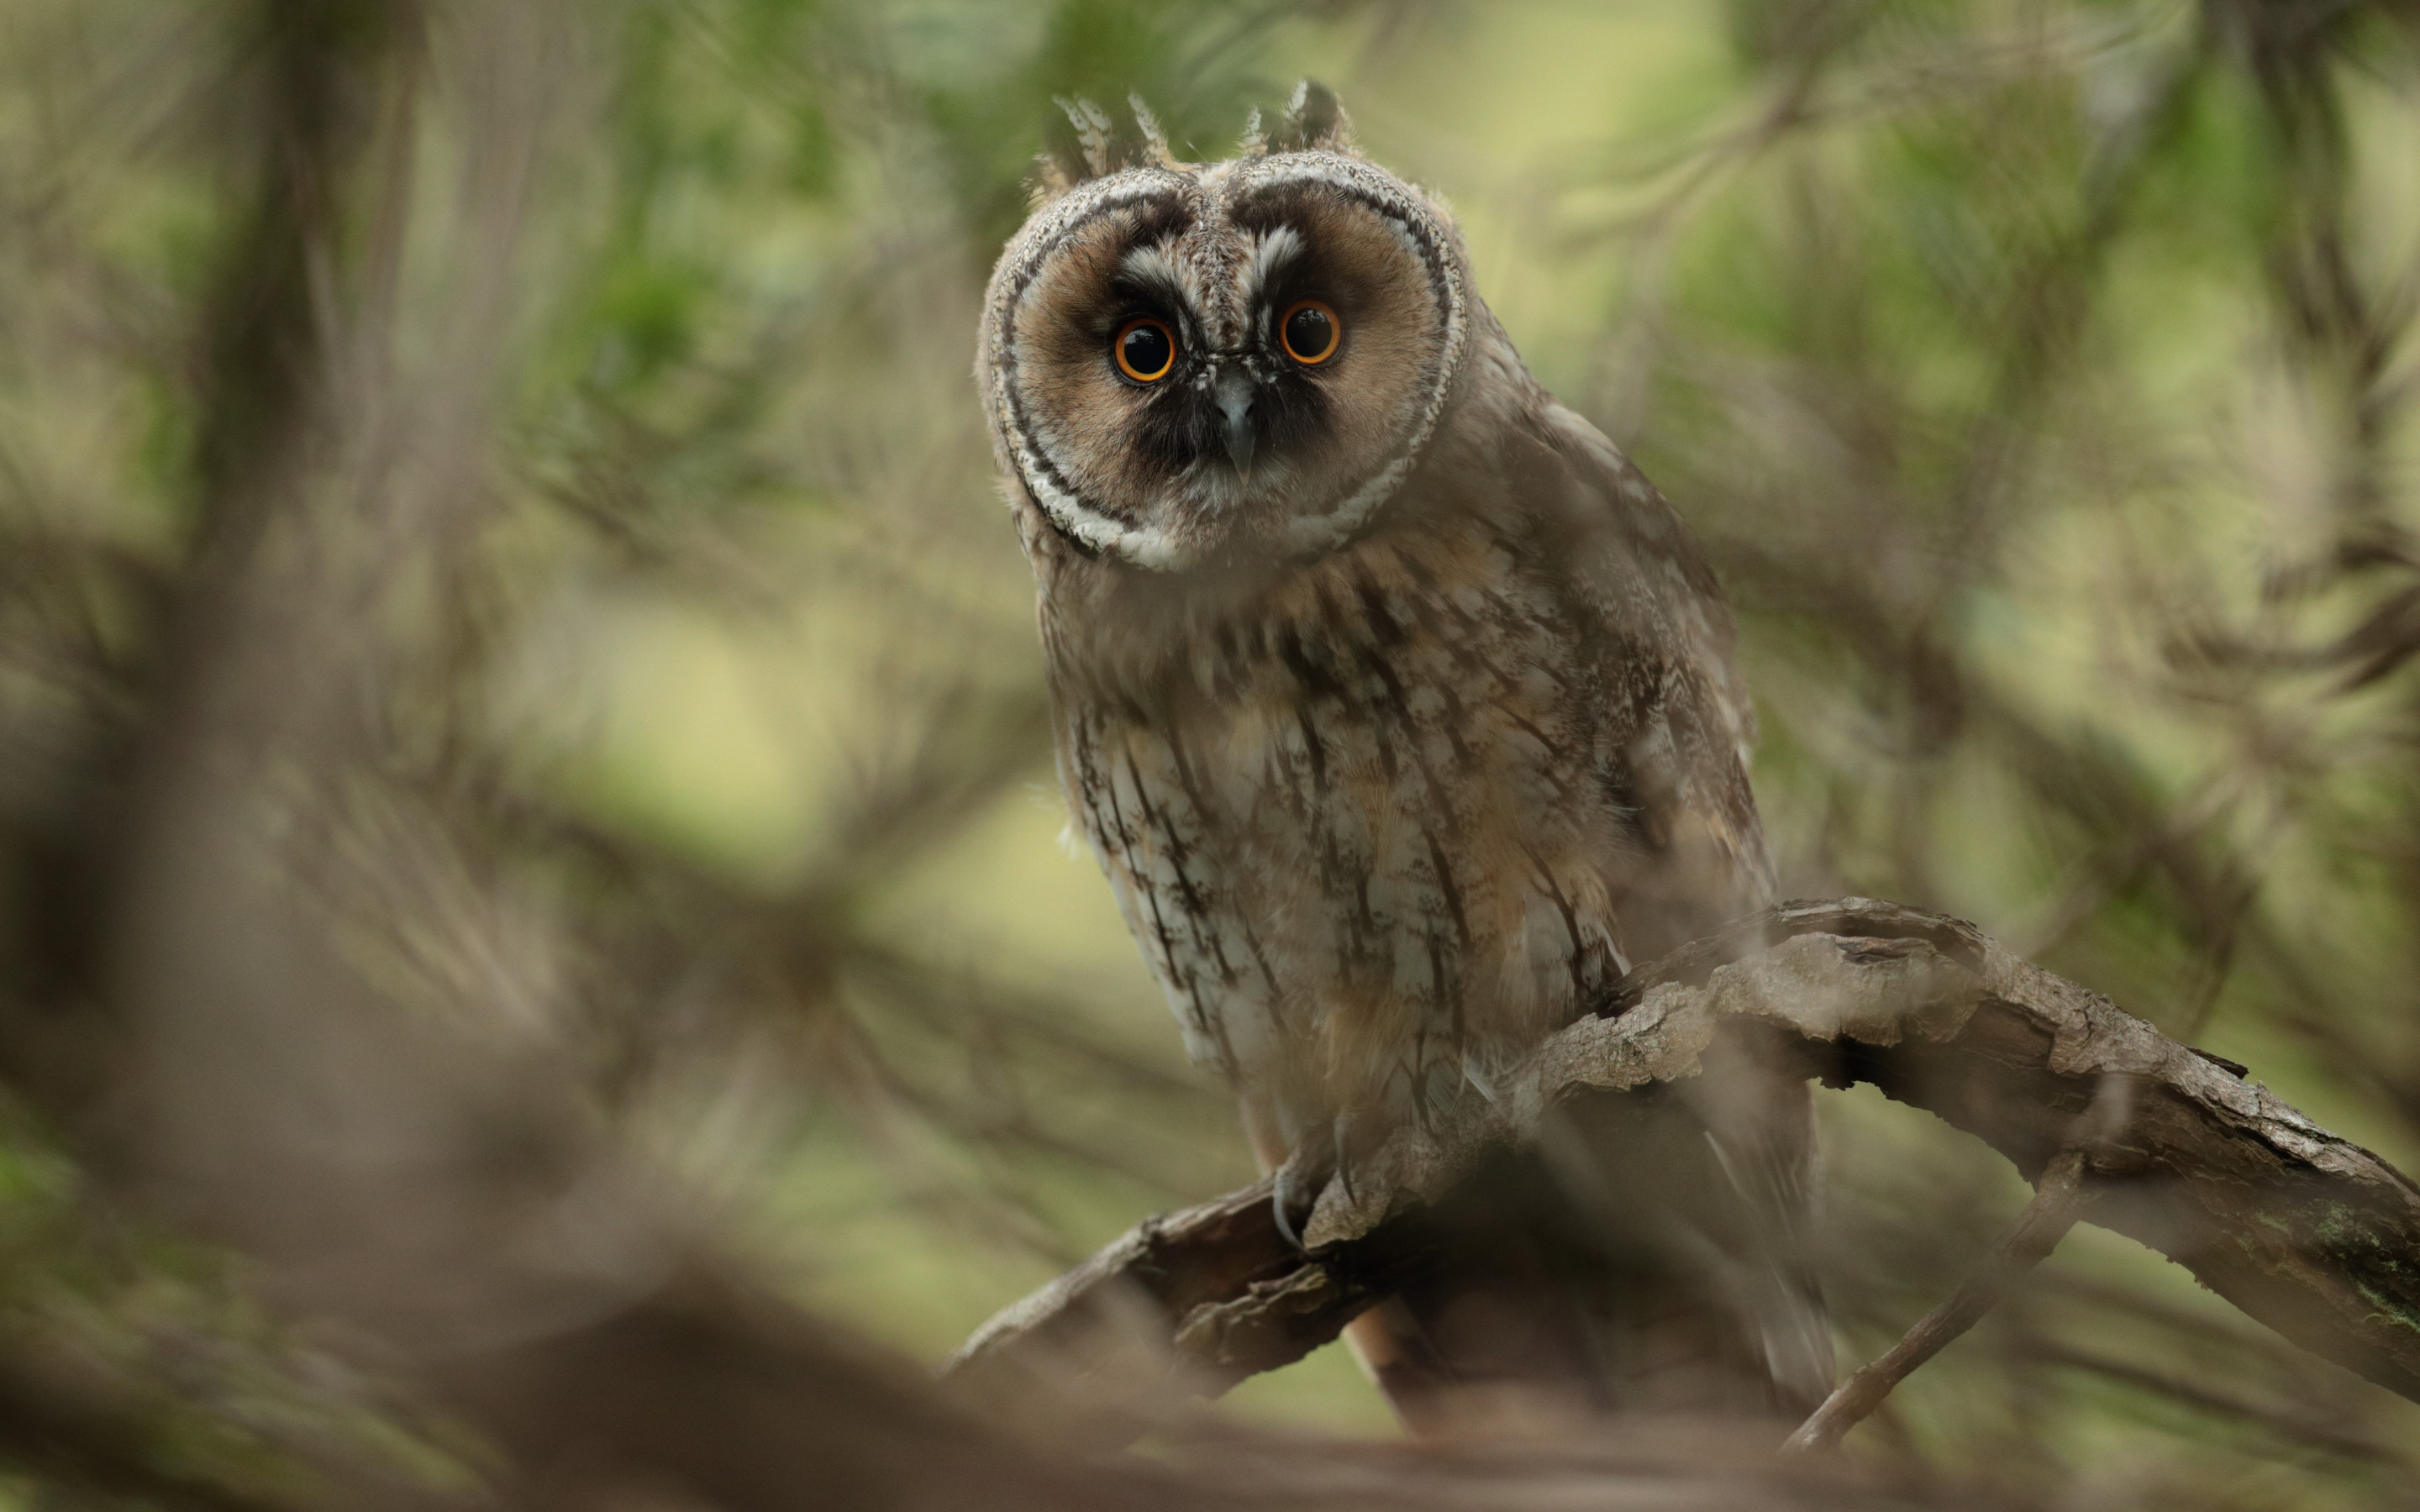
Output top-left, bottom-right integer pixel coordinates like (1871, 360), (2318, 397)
(981, 151), (1468, 571)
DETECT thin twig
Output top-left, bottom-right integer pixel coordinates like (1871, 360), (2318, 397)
(1782, 1150), (2091, 1453)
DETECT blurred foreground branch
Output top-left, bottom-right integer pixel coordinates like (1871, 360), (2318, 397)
(950, 900), (2420, 1434)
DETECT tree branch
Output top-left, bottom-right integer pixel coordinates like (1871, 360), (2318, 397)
(947, 899), (2420, 1423)
(1782, 1148), (2091, 1452)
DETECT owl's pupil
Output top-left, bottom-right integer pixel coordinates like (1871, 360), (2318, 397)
(1283, 303), (1338, 365)
(1118, 322), (1174, 382)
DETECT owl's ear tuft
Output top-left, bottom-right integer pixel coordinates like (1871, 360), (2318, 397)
(1124, 93), (1177, 167)
(1034, 96), (1109, 202)
(1031, 94), (1180, 205)
(1269, 80), (1355, 155)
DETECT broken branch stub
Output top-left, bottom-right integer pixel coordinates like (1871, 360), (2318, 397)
(947, 900), (2420, 1414)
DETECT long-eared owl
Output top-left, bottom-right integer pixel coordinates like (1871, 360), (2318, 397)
(977, 85), (1828, 1426)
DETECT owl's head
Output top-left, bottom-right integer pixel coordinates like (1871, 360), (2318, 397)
(978, 85), (1471, 573)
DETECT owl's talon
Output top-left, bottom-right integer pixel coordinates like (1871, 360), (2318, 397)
(1270, 1141), (1332, 1252)
(1333, 1116), (1358, 1204)
(1270, 1170), (1309, 1251)
(1270, 1191), (1303, 1251)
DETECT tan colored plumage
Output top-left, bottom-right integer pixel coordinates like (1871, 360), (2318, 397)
(979, 84), (1827, 1427)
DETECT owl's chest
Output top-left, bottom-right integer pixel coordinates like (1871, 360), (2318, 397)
(1046, 531), (1645, 1113)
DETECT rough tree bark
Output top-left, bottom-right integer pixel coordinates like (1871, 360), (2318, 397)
(947, 900), (2420, 1428)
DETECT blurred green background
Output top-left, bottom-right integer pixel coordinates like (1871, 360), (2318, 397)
(7, 0), (2420, 1506)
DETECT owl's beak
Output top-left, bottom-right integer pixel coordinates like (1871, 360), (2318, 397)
(1213, 364), (1257, 478)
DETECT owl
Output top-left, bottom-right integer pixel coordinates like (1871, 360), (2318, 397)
(977, 86), (1828, 1427)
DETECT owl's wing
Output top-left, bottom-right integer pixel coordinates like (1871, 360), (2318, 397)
(1507, 399), (1832, 1411)
(1510, 398), (1775, 964)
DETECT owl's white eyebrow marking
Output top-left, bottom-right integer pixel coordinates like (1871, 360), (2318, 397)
(1119, 241), (1205, 312)
(1242, 224), (1305, 304)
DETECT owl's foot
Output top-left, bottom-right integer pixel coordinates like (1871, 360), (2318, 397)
(1270, 1116), (1364, 1249)
(1270, 1137), (1334, 1251)
(1332, 1112), (1360, 1204)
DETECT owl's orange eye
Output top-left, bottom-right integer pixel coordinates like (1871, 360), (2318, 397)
(1280, 300), (1341, 365)
(1114, 318), (1177, 383)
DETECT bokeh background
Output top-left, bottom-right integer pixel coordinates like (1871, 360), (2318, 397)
(3, 0), (2419, 1507)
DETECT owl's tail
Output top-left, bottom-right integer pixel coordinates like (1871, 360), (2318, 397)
(1262, 1041), (1832, 1434)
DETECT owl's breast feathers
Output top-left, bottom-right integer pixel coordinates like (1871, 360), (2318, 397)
(1030, 393), (1769, 1135)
